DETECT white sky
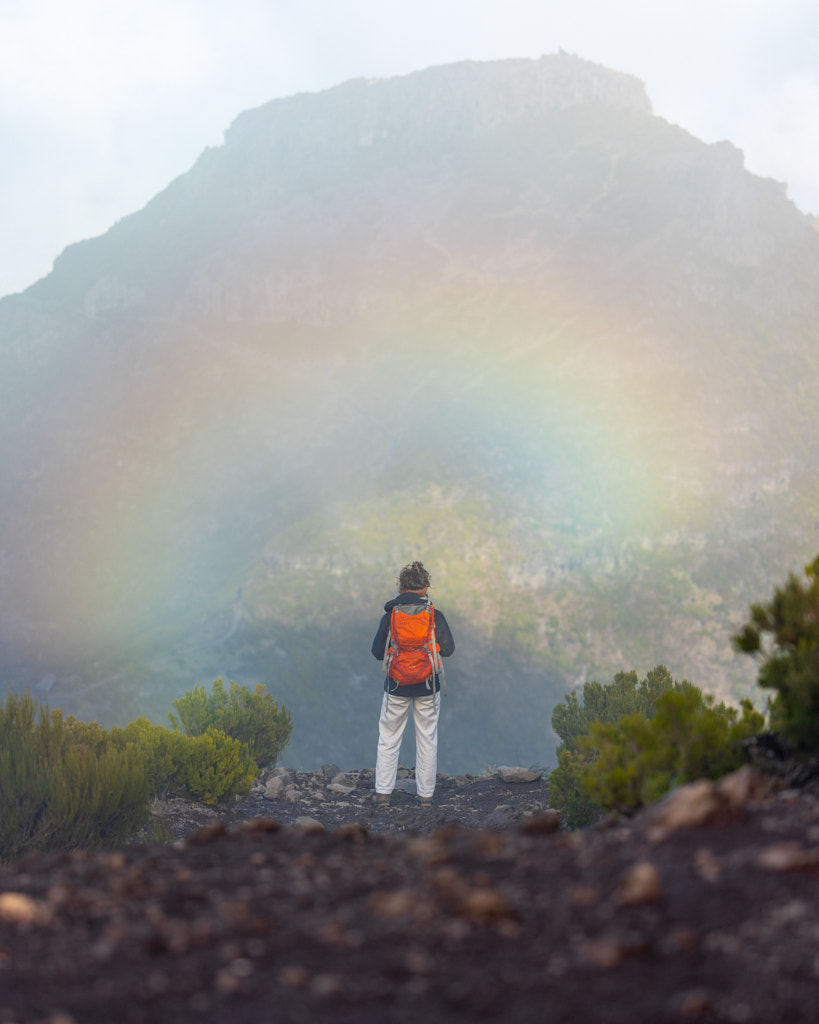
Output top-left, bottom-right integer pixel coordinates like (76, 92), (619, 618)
(1, 0), (817, 299)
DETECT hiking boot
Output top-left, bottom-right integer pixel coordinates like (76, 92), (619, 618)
(418, 796), (434, 807)
(373, 792), (391, 806)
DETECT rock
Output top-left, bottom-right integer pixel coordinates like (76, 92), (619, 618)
(716, 765), (769, 808)
(647, 780), (726, 840)
(693, 848), (722, 883)
(484, 805), (521, 829)
(293, 816), (325, 832)
(397, 767), (413, 779)
(498, 766), (543, 783)
(262, 777), (286, 800)
(616, 862), (663, 906)
(0, 892), (49, 926)
(320, 764), (341, 779)
(756, 842), (819, 872)
(393, 778), (417, 794)
(327, 773), (357, 795)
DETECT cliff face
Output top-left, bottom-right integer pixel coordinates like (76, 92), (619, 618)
(1, 56), (819, 772)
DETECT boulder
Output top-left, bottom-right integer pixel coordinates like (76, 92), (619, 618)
(262, 777), (286, 800)
(328, 772), (357, 796)
(498, 766), (543, 783)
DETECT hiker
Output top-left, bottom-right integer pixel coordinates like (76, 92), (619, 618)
(371, 561), (455, 807)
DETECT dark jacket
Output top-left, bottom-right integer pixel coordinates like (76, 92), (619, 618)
(371, 593), (455, 696)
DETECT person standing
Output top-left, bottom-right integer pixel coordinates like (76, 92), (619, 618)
(370, 561), (455, 807)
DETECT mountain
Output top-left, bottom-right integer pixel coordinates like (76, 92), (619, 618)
(2, 55), (819, 773)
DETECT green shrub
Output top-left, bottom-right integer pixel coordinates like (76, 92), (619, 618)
(549, 665), (682, 827)
(108, 715), (256, 806)
(107, 716), (189, 797)
(176, 728), (258, 805)
(581, 687), (765, 815)
(733, 555), (819, 750)
(169, 678), (292, 768)
(552, 665), (678, 753)
(548, 746), (604, 829)
(0, 692), (151, 863)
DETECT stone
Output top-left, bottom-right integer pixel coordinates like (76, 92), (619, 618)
(0, 892), (49, 926)
(756, 842), (819, 872)
(497, 766), (543, 783)
(328, 773), (356, 795)
(693, 848), (722, 883)
(647, 780), (725, 840)
(320, 764), (341, 778)
(293, 816), (325, 832)
(716, 765), (768, 809)
(262, 777), (286, 800)
(484, 805), (521, 828)
(393, 778), (417, 794)
(616, 861), (663, 906)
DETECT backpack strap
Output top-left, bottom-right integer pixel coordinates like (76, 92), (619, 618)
(429, 616), (447, 696)
(382, 624), (393, 679)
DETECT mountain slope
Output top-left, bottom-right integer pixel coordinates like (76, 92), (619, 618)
(2, 55), (819, 772)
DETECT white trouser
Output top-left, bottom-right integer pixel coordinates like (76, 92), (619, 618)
(375, 691), (441, 799)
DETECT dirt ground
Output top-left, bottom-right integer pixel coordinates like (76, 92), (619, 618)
(136, 766), (554, 841)
(1, 768), (818, 1023)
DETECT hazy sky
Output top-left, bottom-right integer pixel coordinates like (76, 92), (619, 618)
(1, 0), (817, 299)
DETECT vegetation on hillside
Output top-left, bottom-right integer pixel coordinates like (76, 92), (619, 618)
(0, 691), (151, 864)
(0, 681), (291, 862)
(169, 677), (292, 768)
(733, 554), (819, 750)
(549, 666), (764, 827)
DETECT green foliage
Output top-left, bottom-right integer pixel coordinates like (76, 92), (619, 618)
(547, 745), (604, 829)
(175, 728), (257, 806)
(549, 665), (682, 827)
(548, 666), (762, 826)
(107, 716), (189, 797)
(0, 681), (288, 862)
(733, 555), (819, 750)
(169, 678), (292, 768)
(581, 688), (765, 815)
(551, 665), (677, 753)
(0, 692), (151, 864)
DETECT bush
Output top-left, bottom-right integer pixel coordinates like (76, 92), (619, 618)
(552, 665), (678, 753)
(548, 746), (604, 829)
(580, 687), (765, 815)
(107, 716), (189, 797)
(169, 678), (292, 768)
(733, 555), (819, 750)
(549, 665), (682, 827)
(108, 715), (257, 806)
(176, 728), (258, 806)
(0, 692), (151, 863)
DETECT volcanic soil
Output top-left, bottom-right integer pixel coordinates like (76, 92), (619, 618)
(1, 766), (818, 1023)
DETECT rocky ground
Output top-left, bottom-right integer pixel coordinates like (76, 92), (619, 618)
(133, 763), (553, 842)
(1, 765), (819, 1023)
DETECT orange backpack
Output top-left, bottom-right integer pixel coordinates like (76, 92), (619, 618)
(383, 601), (445, 690)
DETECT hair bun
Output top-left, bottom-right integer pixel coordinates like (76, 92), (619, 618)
(397, 561), (432, 591)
